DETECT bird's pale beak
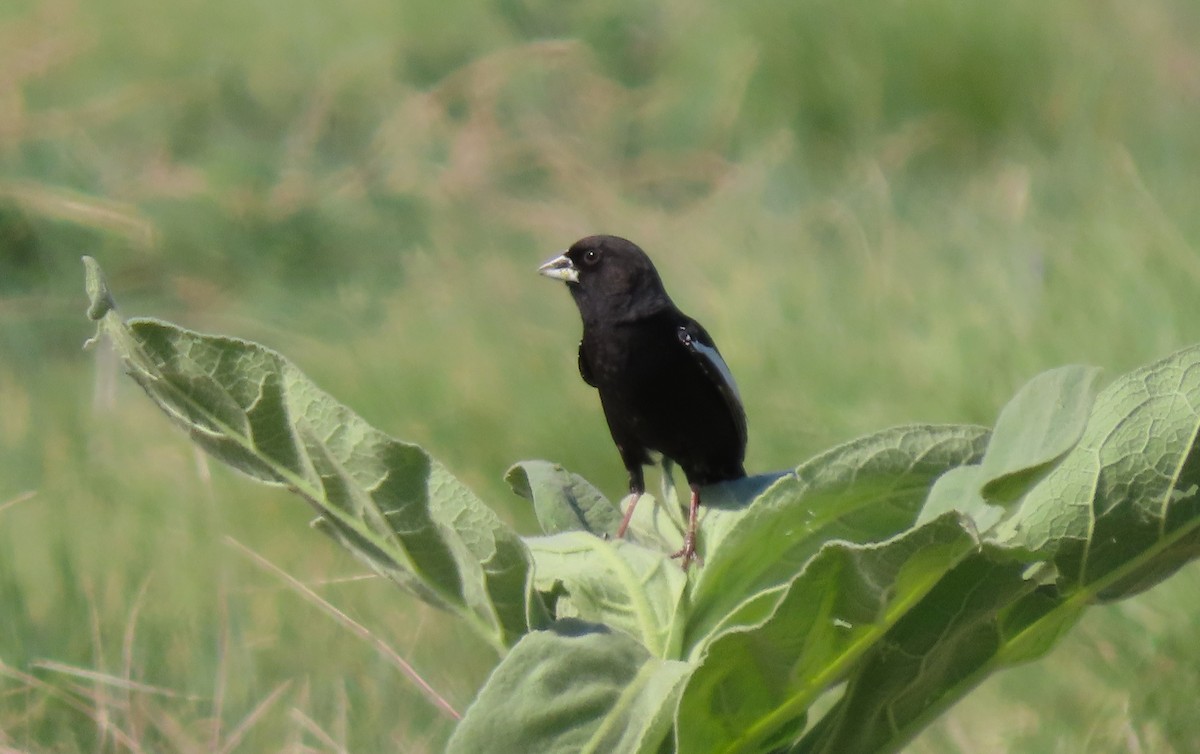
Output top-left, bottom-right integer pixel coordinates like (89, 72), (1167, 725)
(538, 253), (579, 283)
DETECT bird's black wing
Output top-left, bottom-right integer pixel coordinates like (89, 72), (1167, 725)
(677, 320), (748, 449)
(577, 340), (598, 387)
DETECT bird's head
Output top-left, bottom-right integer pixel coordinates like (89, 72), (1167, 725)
(538, 235), (672, 323)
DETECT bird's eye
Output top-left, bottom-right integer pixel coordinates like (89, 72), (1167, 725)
(583, 249), (600, 265)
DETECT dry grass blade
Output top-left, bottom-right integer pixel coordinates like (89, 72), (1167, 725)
(140, 697), (209, 754)
(281, 681), (312, 753)
(0, 660), (144, 752)
(121, 576), (155, 747)
(217, 681), (292, 754)
(82, 579), (111, 750)
(0, 490), (35, 515)
(210, 584), (231, 753)
(0, 181), (156, 248)
(224, 537), (462, 721)
(289, 707), (349, 754)
(30, 661), (201, 701)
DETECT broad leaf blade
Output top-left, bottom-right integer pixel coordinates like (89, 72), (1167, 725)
(686, 424), (990, 652)
(997, 343), (1200, 596)
(793, 551), (1058, 754)
(447, 620), (691, 754)
(84, 257), (545, 650)
(918, 367), (1101, 532)
(527, 532), (687, 658)
(506, 460), (622, 536)
(677, 513), (979, 754)
(978, 364), (1102, 502)
(804, 345), (1200, 753)
(916, 464), (994, 530)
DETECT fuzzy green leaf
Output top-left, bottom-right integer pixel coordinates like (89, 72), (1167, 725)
(526, 532), (688, 658)
(917, 464), (992, 529)
(978, 364), (1102, 503)
(506, 460), (622, 536)
(84, 257), (545, 651)
(678, 513), (979, 754)
(996, 343), (1200, 596)
(805, 347), (1200, 753)
(685, 424), (990, 652)
(447, 620), (691, 754)
(792, 551), (1051, 754)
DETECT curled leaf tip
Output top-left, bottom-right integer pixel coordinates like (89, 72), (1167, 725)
(83, 256), (117, 321)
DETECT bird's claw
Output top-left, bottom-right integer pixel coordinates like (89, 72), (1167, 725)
(669, 536), (702, 570)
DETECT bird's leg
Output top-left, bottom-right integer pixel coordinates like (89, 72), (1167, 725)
(670, 484), (702, 569)
(616, 466), (645, 538)
(615, 493), (641, 538)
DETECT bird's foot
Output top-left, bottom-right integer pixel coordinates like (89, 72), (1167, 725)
(669, 536), (702, 569)
(670, 483), (704, 570)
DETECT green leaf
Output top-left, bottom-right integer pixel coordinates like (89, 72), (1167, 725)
(792, 551), (1058, 754)
(505, 458), (739, 554)
(677, 513), (979, 754)
(447, 620), (692, 754)
(527, 532), (688, 658)
(916, 464), (993, 529)
(978, 365), (1102, 503)
(996, 343), (1200, 596)
(803, 345), (1200, 753)
(506, 460), (623, 536)
(685, 424), (990, 652)
(82, 256), (117, 323)
(84, 258), (545, 651)
(918, 367), (1101, 534)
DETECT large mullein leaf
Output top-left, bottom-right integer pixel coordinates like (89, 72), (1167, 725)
(84, 256), (546, 651)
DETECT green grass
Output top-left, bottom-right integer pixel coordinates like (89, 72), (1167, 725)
(3, 0), (1200, 750)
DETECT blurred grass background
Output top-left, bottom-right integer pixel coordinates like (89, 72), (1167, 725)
(2, 0), (1199, 750)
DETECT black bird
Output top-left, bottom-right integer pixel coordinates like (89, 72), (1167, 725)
(538, 235), (747, 567)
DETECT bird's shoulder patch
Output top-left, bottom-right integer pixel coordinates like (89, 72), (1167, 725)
(676, 320), (748, 446)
